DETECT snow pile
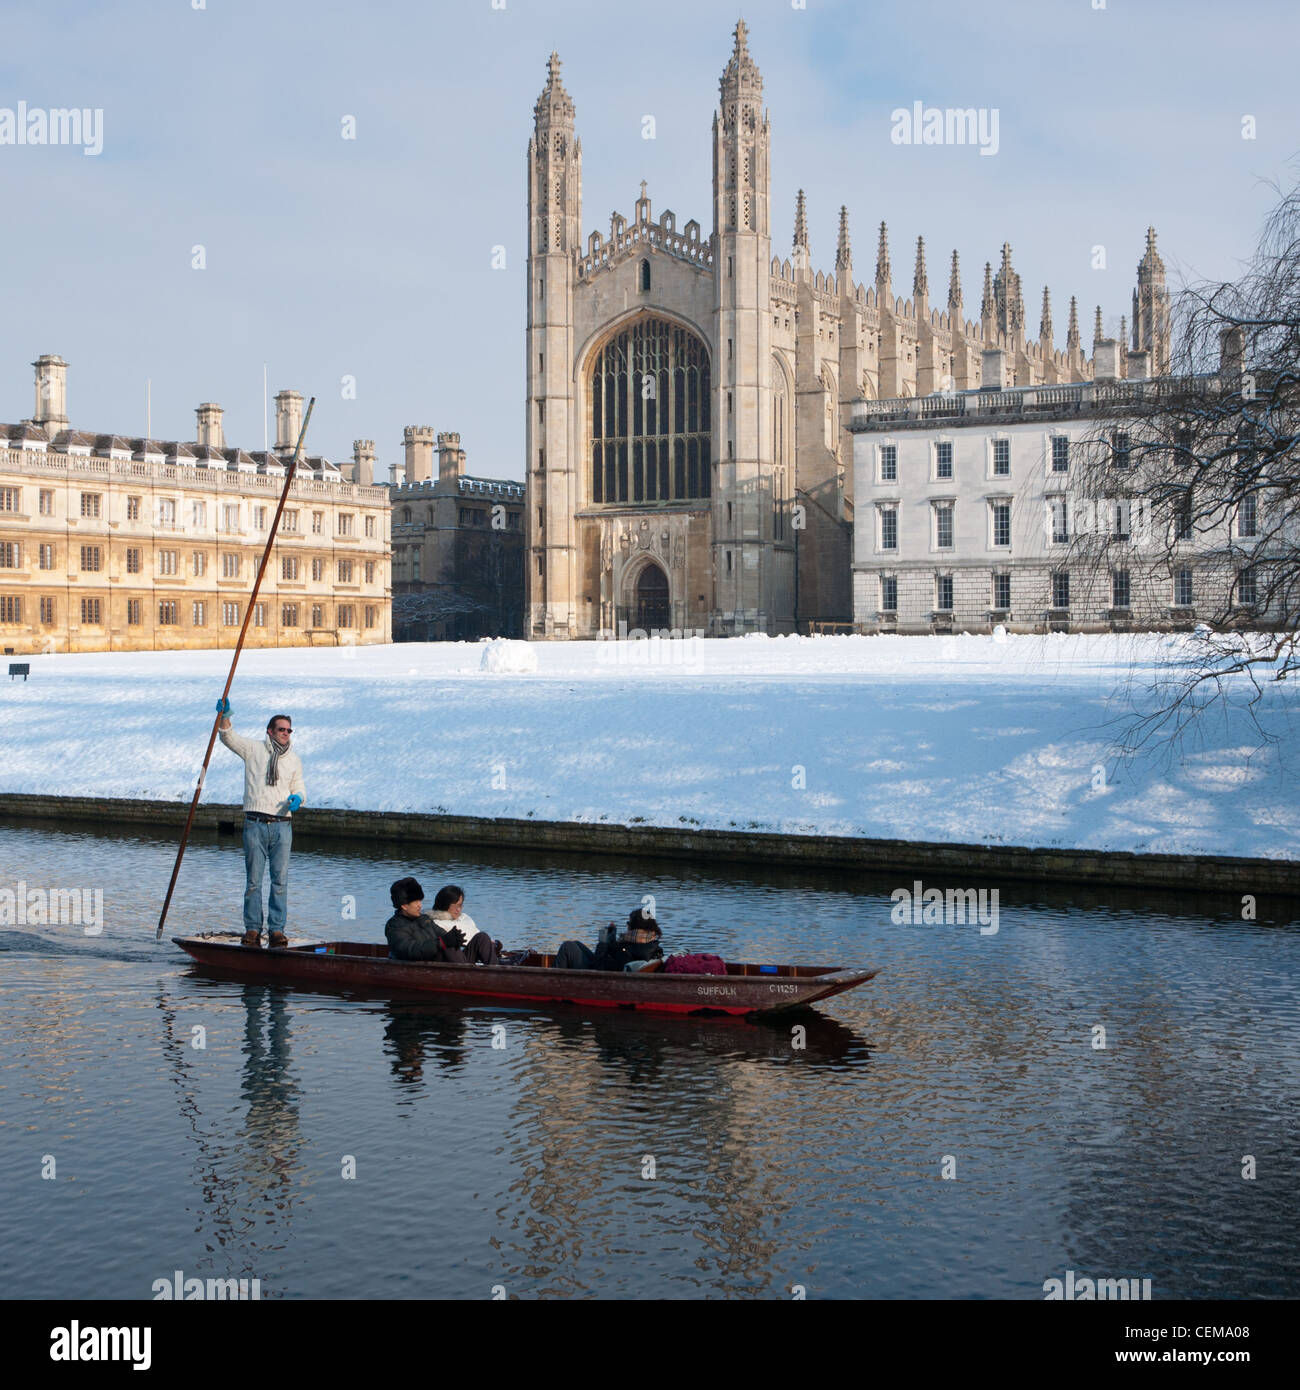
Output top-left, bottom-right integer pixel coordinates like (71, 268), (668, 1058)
(0, 634), (1296, 860)
(478, 640), (539, 674)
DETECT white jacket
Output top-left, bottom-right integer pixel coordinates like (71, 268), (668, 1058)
(219, 728), (306, 818)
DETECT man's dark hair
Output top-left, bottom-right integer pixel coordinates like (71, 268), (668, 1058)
(432, 885), (465, 912)
(390, 876), (424, 909)
(267, 713), (292, 732)
(626, 909), (660, 935)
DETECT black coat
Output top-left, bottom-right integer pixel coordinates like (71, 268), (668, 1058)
(592, 933), (664, 972)
(385, 910), (467, 963)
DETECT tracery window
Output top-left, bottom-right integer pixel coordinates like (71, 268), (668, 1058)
(590, 318), (711, 504)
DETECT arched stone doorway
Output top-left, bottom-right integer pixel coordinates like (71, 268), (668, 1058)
(634, 562), (670, 632)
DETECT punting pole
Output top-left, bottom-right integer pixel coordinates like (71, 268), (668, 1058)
(156, 396), (316, 940)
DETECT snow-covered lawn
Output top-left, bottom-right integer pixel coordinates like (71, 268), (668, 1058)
(1, 633), (1296, 860)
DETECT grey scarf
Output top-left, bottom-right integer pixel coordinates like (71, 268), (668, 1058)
(266, 734), (290, 786)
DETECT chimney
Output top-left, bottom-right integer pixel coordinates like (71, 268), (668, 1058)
(1093, 339), (1122, 383)
(1127, 349), (1151, 380)
(352, 438), (376, 487)
(196, 402), (225, 449)
(981, 348), (1008, 390)
(33, 354), (69, 430)
(403, 425), (434, 483)
(389, 462), (407, 488)
(436, 430), (466, 481)
(274, 390), (304, 453)
(1219, 325), (1245, 381)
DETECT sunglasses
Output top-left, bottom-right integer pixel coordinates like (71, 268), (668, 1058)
(271, 725), (293, 733)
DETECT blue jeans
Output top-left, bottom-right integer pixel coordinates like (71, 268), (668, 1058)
(243, 819), (292, 933)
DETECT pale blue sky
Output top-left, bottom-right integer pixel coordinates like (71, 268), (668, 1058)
(1, 0), (1295, 480)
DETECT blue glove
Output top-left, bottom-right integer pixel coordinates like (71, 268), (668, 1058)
(215, 697), (231, 715)
(287, 793), (303, 813)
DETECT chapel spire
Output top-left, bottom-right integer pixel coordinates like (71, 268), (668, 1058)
(836, 205), (853, 283)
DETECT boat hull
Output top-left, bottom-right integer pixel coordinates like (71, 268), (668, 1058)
(172, 938), (877, 1017)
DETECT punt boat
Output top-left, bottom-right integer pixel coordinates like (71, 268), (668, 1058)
(172, 936), (878, 1018)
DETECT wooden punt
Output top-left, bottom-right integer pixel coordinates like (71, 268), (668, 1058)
(172, 937), (878, 1017)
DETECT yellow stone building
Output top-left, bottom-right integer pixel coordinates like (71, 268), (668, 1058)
(0, 355), (391, 654)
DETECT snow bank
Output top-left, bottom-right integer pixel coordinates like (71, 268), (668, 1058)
(0, 634), (1296, 860)
(478, 639), (539, 674)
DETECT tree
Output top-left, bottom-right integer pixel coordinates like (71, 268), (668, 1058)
(1068, 173), (1300, 749)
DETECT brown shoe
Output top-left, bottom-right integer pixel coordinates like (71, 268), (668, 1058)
(268, 931), (288, 949)
(241, 929), (262, 947)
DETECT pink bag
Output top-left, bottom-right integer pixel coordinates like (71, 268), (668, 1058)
(664, 953), (727, 976)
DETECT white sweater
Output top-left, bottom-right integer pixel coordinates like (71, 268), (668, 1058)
(219, 728), (306, 818)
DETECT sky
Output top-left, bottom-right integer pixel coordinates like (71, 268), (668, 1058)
(1, 0), (1296, 482)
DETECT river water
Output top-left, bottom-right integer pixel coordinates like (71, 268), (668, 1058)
(1, 818), (1297, 1300)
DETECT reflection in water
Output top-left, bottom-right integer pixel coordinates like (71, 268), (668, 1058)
(155, 982), (305, 1290)
(383, 1002), (472, 1081)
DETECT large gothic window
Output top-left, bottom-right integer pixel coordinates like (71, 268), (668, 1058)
(590, 317), (711, 505)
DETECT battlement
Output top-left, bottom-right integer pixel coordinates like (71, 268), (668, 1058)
(577, 200), (713, 282)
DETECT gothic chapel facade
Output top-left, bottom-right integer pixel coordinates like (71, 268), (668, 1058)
(525, 22), (1169, 638)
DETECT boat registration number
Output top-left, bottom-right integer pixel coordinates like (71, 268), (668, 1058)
(767, 984), (799, 994)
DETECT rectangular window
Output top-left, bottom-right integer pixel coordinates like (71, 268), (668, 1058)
(1051, 498), (1069, 544)
(365, 605), (377, 628)
(879, 506), (898, 551)
(936, 574), (954, 611)
(0, 486), (20, 512)
(223, 503), (240, 532)
(311, 511), (323, 534)
(39, 543), (56, 571)
(1112, 432), (1131, 469)
(1238, 495), (1257, 538)
(40, 596), (55, 624)
(412, 551), (421, 581)
(192, 601), (207, 627)
(158, 498), (176, 525)
(158, 550), (178, 576)
(40, 489), (55, 516)
(81, 597), (102, 625)
(1051, 436), (1070, 472)
(1175, 491), (1193, 541)
(992, 572), (1011, 610)
(992, 501), (1011, 547)
(364, 560), (376, 583)
(992, 439), (1010, 476)
(281, 604), (298, 628)
(281, 556), (299, 581)
(0, 595), (20, 623)
(192, 500), (207, 528)
(1114, 500), (1130, 540)
(158, 601), (178, 626)
(1112, 569), (1131, 608)
(126, 547), (141, 574)
(935, 441), (953, 479)
(127, 598), (142, 625)
(364, 515), (376, 538)
(192, 551), (207, 577)
(880, 444), (897, 482)
(1052, 571), (1070, 609)
(80, 492), (101, 518)
(1174, 568), (1194, 607)
(222, 552), (240, 579)
(338, 559), (354, 583)
(0, 542), (20, 568)
(311, 557), (325, 582)
(934, 503), (954, 549)
(254, 506), (267, 530)
(338, 513), (354, 536)
(283, 510), (299, 533)
(338, 605), (354, 628)
(79, 545), (101, 572)
(1237, 568), (1257, 606)
(880, 576), (897, 612)
(311, 604), (324, 628)
(223, 601), (240, 626)
(125, 495), (140, 521)
(253, 602), (266, 628)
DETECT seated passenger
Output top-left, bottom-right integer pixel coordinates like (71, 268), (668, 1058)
(554, 909), (664, 972)
(385, 877), (470, 963)
(428, 884), (499, 965)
